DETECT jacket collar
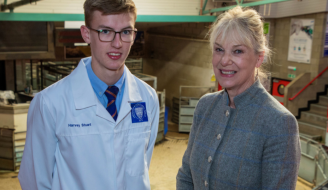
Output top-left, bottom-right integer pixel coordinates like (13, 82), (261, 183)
(70, 57), (142, 111)
(123, 65), (142, 103)
(223, 79), (266, 109)
(70, 57), (98, 110)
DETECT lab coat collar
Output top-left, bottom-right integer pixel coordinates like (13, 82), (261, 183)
(70, 57), (98, 110)
(115, 65), (142, 123)
(70, 57), (143, 124)
(123, 65), (142, 103)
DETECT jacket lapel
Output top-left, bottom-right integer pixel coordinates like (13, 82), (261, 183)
(69, 57), (114, 123)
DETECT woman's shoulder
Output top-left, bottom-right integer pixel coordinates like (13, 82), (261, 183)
(258, 91), (298, 132)
(198, 90), (224, 105)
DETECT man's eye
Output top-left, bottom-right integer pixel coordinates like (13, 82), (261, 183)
(122, 30), (131, 35)
(101, 30), (112, 34)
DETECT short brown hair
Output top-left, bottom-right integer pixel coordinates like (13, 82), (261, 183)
(84, 0), (137, 27)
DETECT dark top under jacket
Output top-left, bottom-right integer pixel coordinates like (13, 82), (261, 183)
(176, 79), (301, 190)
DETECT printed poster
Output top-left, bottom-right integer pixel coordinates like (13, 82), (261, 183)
(323, 15), (328, 57)
(288, 18), (314, 64)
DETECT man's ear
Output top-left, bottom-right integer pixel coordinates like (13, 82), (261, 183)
(81, 25), (91, 44)
(256, 51), (265, 68)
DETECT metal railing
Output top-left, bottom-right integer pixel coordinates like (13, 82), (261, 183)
(299, 136), (328, 189)
(289, 66), (328, 101)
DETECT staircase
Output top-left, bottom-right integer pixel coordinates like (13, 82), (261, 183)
(298, 92), (328, 142)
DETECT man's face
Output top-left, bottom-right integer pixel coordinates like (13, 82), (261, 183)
(83, 11), (135, 71)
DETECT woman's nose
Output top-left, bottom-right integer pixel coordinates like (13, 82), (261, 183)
(220, 52), (232, 66)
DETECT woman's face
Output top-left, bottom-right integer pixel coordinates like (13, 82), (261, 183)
(212, 36), (263, 94)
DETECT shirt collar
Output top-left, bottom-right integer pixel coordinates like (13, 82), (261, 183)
(86, 59), (126, 96)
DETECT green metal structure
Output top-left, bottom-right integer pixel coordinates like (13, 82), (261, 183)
(1, 0), (41, 12)
(201, 0), (292, 15)
(0, 13), (217, 22)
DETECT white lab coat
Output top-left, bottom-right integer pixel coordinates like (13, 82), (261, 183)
(18, 57), (159, 190)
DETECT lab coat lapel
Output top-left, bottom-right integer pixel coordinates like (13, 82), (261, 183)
(116, 66), (142, 124)
(70, 57), (114, 123)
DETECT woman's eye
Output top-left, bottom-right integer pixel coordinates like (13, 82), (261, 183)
(122, 30), (131, 35)
(216, 48), (224, 52)
(234, 50), (243, 54)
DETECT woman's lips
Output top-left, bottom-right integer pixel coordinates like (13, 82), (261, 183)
(107, 52), (122, 60)
(219, 69), (237, 77)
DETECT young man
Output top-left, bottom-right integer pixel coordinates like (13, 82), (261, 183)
(18, 0), (159, 189)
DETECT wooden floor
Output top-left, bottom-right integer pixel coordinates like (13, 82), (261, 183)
(0, 122), (313, 190)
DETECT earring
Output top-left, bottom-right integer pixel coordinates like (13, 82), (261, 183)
(256, 68), (258, 79)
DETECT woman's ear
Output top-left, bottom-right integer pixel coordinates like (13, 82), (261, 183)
(256, 51), (265, 68)
(80, 25), (91, 44)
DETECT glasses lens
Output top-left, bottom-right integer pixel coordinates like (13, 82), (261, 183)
(121, 30), (135, 42)
(99, 30), (115, 42)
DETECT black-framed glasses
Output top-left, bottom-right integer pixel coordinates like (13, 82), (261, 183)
(87, 27), (137, 42)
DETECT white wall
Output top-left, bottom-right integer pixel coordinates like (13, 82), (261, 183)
(4, 0), (201, 15)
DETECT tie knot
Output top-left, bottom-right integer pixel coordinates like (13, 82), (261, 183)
(105, 86), (119, 100)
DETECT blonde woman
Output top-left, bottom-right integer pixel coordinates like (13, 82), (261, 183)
(176, 6), (300, 190)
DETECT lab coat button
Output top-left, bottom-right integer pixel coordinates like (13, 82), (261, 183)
(208, 156), (212, 163)
(217, 134), (221, 140)
(225, 110), (229, 117)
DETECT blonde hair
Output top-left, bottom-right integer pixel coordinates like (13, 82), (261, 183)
(209, 6), (272, 89)
(209, 6), (271, 58)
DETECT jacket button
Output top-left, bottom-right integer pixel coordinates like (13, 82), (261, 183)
(217, 134), (221, 140)
(205, 180), (208, 187)
(225, 110), (229, 117)
(208, 156), (212, 163)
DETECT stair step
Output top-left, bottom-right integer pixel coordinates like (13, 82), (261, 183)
(319, 96), (328, 105)
(310, 104), (328, 116)
(298, 120), (325, 142)
(299, 132), (322, 142)
(300, 111), (327, 127)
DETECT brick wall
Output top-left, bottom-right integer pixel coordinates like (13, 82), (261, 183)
(270, 12), (327, 80)
(144, 23), (215, 108)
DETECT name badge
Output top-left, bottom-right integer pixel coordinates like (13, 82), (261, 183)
(131, 102), (148, 123)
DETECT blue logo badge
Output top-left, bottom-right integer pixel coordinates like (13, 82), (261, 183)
(131, 102), (148, 123)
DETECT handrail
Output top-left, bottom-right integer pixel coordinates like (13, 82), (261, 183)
(289, 66), (328, 101)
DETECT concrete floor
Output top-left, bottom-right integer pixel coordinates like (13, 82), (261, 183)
(0, 122), (313, 190)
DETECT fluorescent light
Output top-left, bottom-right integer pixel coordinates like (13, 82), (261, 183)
(65, 21), (85, 29)
(74, 43), (88, 46)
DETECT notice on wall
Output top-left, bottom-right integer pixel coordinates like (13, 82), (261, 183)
(323, 15), (328, 57)
(263, 22), (270, 63)
(287, 18), (314, 64)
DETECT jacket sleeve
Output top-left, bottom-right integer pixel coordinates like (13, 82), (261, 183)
(176, 99), (202, 190)
(18, 93), (58, 190)
(146, 90), (159, 169)
(261, 113), (301, 190)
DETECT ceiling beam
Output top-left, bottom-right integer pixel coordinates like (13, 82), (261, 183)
(0, 13), (217, 22)
(1, 0), (41, 12)
(202, 0), (208, 12)
(203, 0), (291, 15)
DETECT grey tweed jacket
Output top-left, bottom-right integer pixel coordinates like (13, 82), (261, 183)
(176, 80), (301, 190)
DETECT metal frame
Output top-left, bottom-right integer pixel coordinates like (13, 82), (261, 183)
(201, 0), (291, 15)
(179, 86), (215, 132)
(1, 0), (41, 12)
(0, 13), (217, 22)
(299, 136), (328, 188)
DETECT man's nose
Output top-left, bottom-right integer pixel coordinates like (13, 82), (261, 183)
(111, 33), (122, 48)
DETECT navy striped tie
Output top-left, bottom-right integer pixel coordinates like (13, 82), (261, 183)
(104, 86), (119, 121)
